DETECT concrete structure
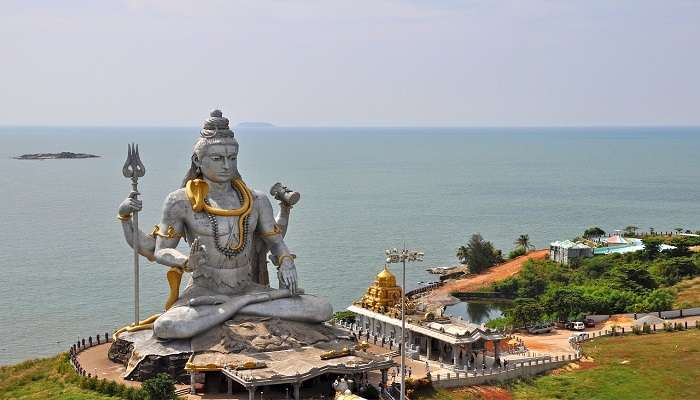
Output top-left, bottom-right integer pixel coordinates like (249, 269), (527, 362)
(185, 346), (393, 399)
(549, 240), (593, 264)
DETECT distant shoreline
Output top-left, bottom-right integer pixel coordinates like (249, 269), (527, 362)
(13, 152), (100, 160)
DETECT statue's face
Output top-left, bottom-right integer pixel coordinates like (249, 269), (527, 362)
(197, 143), (239, 183)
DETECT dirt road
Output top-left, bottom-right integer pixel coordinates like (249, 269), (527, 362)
(432, 249), (548, 296)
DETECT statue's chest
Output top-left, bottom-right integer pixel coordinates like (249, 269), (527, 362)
(188, 209), (257, 237)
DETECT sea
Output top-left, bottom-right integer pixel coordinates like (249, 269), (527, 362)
(1, 126), (700, 365)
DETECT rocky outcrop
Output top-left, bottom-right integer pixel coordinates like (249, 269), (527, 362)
(13, 152), (99, 160)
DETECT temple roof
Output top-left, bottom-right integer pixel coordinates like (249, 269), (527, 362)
(375, 265), (396, 286)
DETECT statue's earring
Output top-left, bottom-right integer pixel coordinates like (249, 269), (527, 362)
(195, 166), (201, 176)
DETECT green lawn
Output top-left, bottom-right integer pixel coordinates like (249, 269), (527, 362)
(512, 329), (700, 400)
(0, 354), (118, 400)
(414, 329), (700, 400)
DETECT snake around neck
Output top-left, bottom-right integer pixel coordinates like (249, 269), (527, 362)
(186, 178), (254, 257)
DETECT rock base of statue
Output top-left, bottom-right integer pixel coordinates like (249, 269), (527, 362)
(108, 316), (359, 383)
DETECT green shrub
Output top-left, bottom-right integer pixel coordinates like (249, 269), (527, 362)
(642, 322), (652, 334)
(332, 310), (356, 323)
(81, 376), (98, 390)
(674, 322), (684, 331)
(142, 373), (177, 400)
(509, 246), (527, 260)
(663, 322), (674, 332)
(632, 325), (642, 335)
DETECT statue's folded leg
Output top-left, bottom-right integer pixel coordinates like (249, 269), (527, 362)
(238, 294), (333, 323)
(153, 289), (296, 339)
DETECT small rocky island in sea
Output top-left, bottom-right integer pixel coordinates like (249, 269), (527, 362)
(13, 152), (100, 160)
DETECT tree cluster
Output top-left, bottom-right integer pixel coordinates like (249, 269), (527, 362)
(493, 250), (700, 326)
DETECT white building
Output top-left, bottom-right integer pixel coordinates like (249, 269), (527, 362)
(549, 240), (593, 264)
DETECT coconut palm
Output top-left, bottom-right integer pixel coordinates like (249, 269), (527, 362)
(514, 234), (532, 253)
(456, 245), (469, 264)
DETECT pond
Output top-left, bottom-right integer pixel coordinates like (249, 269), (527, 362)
(444, 301), (509, 325)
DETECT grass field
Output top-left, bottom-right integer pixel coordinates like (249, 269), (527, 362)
(512, 329), (700, 400)
(415, 329), (700, 400)
(0, 354), (117, 400)
(674, 276), (700, 308)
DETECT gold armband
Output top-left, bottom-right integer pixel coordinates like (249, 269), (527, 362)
(151, 224), (184, 240)
(257, 224), (282, 237)
(117, 214), (132, 221)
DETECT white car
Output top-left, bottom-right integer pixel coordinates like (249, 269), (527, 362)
(571, 321), (585, 331)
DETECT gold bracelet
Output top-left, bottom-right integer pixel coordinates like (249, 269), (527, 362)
(276, 254), (295, 267)
(117, 214), (132, 221)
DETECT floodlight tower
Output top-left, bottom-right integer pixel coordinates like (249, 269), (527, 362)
(385, 246), (424, 400)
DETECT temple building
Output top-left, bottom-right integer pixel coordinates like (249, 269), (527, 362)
(347, 267), (507, 371)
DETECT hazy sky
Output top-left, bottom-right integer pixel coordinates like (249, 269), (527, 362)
(2, 0), (699, 126)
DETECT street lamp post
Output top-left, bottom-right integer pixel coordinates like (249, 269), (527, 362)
(385, 246), (424, 400)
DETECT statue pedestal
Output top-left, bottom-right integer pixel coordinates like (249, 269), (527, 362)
(108, 316), (355, 382)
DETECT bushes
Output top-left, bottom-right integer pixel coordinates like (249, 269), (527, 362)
(636, 288), (675, 313)
(77, 375), (146, 399)
(332, 310), (356, 323)
(509, 246), (527, 260)
(141, 373), (177, 400)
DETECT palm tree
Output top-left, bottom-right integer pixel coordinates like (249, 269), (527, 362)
(456, 245), (469, 264)
(515, 234), (532, 253)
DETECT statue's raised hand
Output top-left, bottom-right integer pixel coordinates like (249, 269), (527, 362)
(278, 258), (298, 295)
(118, 190), (142, 217)
(187, 238), (207, 272)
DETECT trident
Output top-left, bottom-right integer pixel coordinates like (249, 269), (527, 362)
(122, 143), (146, 326)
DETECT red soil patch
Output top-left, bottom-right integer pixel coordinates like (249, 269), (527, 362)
(432, 249), (548, 296)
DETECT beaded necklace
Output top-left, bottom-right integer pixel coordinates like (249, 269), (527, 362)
(204, 184), (250, 258)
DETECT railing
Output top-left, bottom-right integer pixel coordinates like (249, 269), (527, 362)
(405, 282), (444, 298)
(335, 320), (401, 352)
(431, 353), (579, 388)
(68, 332), (112, 378)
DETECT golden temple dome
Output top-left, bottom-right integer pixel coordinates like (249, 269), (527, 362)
(359, 265), (402, 313)
(375, 265), (397, 286)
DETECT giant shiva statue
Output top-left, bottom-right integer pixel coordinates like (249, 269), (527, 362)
(116, 110), (332, 340)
